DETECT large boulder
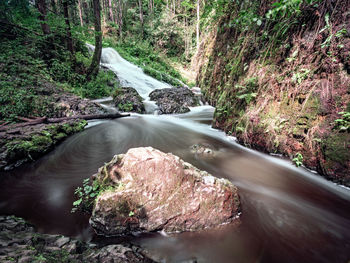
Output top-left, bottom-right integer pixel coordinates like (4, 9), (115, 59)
(113, 87), (145, 113)
(149, 87), (199, 114)
(89, 147), (240, 236)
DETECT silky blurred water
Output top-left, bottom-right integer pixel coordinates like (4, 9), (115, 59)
(1, 47), (349, 262)
(0, 107), (349, 263)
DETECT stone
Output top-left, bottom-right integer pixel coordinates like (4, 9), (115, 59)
(0, 216), (155, 262)
(113, 87), (145, 113)
(149, 87), (199, 114)
(54, 236), (70, 247)
(89, 147), (240, 236)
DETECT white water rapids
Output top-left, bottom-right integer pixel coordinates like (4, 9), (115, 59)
(87, 43), (171, 100)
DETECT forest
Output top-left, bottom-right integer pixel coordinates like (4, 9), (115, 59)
(0, 0), (350, 262)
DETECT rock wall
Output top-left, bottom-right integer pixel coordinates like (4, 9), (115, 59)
(195, 0), (350, 186)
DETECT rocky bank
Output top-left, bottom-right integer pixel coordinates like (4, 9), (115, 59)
(0, 215), (155, 263)
(195, 0), (350, 186)
(0, 92), (107, 172)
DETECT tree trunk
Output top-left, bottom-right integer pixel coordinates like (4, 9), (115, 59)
(51, 0), (57, 13)
(62, 0), (75, 56)
(138, 0), (144, 38)
(118, 0), (123, 38)
(78, 0), (84, 26)
(83, 2), (89, 24)
(108, 0), (114, 21)
(196, 0), (200, 49)
(86, 0), (102, 81)
(36, 0), (51, 35)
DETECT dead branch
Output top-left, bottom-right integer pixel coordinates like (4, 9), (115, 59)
(0, 113), (129, 132)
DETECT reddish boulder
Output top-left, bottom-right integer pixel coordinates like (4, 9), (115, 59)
(89, 147), (240, 236)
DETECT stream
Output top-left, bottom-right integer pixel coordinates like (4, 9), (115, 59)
(0, 48), (349, 263)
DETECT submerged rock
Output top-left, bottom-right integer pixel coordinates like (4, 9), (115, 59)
(113, 87), (145, 113)
(89, 147), (240, 236)
(0, 215), (155, 263)
(149, 87), (199, 114)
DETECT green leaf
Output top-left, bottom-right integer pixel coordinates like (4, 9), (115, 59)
(73, 198), (82, 206)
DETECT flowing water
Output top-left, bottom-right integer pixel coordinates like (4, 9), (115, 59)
(0, 48), (349, 263)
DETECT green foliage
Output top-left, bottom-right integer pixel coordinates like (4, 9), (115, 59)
(117, 102), (133, 112)
(291, 68), (311, 84)
(71, 177), (115, 213)
(71, 178), (101, 213)
(333, 112), (350, 132)
(70, 70), (116, 99)
(235, 77), (259, 105)
(292, 152), (304, 167)
(236, 91), (257, 104)
(0, 40), (56, 122)
(0, 2), (117, 123)
(319, 13), (348, 50)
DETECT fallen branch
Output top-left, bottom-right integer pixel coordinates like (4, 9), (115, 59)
(0, 113), (129, 132)
(46, 113), (129, 123)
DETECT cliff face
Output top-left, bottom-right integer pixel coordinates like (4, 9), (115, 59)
(195, 0), (350, 186)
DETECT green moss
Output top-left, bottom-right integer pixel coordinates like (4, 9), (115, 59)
(323, 133), (350, 165)
(54, 132), (67, 141)
(32, 135), (53, 146)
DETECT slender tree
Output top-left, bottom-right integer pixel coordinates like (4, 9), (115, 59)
(86, 0), (102, 80)
(36, 0), (51, 35)
(51, 0), (57, 14)
(196, 0), (200, 49)
(138, 0), (144, 38)
(62, 0), (75, 56)
(77, 0), (84, 26)
(108, 0), (114, 21)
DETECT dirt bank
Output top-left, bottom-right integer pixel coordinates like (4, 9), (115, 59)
(195, 0), (350, 186)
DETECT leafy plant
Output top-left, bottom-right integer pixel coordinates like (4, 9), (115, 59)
(236, 92), (257, 104)
(293, 152), (304, 167)
(117, 103), (134, 112)
(291, 68), (311, 84)
(71, 178), (101, 213)
(333, 111), (350, 132)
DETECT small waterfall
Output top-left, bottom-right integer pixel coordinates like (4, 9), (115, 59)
(87, 44), (171, 101)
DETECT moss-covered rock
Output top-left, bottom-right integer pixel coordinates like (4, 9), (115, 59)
(0, 120), (87, 171)
(112, 87), (145, 113)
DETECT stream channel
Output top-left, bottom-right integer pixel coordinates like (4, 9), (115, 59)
(0, 47), (350, 263)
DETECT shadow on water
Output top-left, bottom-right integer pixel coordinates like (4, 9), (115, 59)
(0, 108), (349, 263)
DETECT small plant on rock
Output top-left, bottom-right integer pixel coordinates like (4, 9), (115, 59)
(292, 153), (303, 167)
(71, 178), (101, 213)
(333, 111), (350, 132)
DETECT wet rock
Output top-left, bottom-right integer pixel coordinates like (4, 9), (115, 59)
(113, 87), (145, 113)
(52, 93), (107, 118)
(190, 143), (217, 157)
(89, 147), (240, 236)
(149, 87), (199, 114)
(0, 216), (155, 263)
(54, 236), (70, 247)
